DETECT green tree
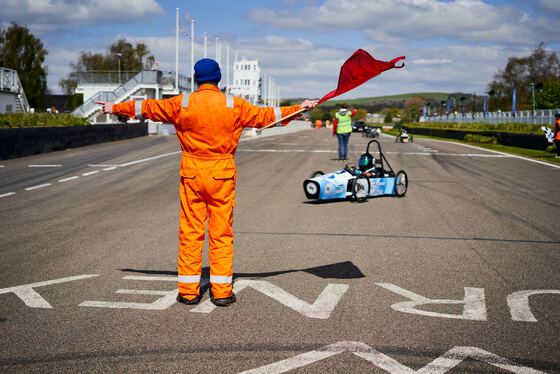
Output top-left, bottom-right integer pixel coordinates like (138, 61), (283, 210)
(488, 42), (560, 111)
(321, 111), (332, 121)
(0, 23), (48, 108)
(60, 38), (154, 94)
(535, 79), (560, 109)
(386, 108), (400, 123)
(354, 108), (367, 121)
(309, 107), (324, 122)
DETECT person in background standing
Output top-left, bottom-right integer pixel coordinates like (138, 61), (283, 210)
(333, 104), (356, 161)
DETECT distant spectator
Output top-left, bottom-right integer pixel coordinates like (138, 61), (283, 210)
(333, 104), (357, 161)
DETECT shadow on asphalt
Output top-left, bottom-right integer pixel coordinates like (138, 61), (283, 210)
(236, 231), (560, 245)
(120, 260), (365, 281)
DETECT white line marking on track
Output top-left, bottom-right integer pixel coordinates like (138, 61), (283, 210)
(122, 275), (177, 281)
(237, 149), (512, 157)
(0, 274), (99, 308)
(82, 171), (100, 176)
(80, 289), (178, 310)
(0, 192), (16, 198)
(89, 164), (118, 167)
(238, 341), (544, 374)
(507, 289), (560, 322)
(117, 151), (181, 167)
(0, 165), (4, 167)
(59, 176), (79, 182)
(102, 167), (117, 171)
(28, 164), (62, 167)
(25, 183), (52, 191)
(424, 138), (560, 169)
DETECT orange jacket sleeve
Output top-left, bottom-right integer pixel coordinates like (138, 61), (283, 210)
(235, 97), (301, 129)
(113, 96), (183, 124)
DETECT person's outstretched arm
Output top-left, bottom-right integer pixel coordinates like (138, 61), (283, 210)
(95, 96), (182, 124)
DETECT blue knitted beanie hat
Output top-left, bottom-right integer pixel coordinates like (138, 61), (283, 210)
(194, 58), (221, 84)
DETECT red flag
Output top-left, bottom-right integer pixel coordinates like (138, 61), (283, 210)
(318, 49), (405, 104)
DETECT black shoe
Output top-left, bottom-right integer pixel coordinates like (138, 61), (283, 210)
(213, 294), (236, 307)
(176, 293), (200, 305)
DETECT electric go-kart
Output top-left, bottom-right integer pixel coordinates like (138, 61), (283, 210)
(395, 126), (413, 143)
(363, 126), (381, 138)
(303, 140), (408, 202)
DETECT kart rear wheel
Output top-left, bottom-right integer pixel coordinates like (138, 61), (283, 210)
(310, 170), (324, 178)
(352, 175), (370, 202)
(395, 170), (408, 197)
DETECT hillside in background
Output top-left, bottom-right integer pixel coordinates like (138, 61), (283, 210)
(289, 92), (456, 113)
(327, 92), (450, 105)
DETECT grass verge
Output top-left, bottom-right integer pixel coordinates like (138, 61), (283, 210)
(382, 128), (560, 165)
(0, 113), (89, 128)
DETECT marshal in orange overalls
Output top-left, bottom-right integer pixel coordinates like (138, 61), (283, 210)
(112, 84), (301, 301)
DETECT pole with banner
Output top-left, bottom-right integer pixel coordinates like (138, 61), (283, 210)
(512, 81), (516, 117)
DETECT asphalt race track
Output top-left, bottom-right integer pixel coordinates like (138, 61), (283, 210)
(1, 124), (559, 373)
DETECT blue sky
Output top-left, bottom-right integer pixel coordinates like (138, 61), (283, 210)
(2, 0), (559, 100)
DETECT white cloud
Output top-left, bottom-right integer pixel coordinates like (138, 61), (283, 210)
(248, 0), (556, 45)
(46, 32), (536, 101)
(0, 0), (165, 35)
(45, 47), (84, 92)
(413, 59), (452, 64)
(539, 0), (560, 14)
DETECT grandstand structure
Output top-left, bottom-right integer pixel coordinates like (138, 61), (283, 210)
(72, 69), (190, 122)
(0, 67), (30, 114)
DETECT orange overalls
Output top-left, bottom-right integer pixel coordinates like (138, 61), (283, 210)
(113, 84), (301, 300)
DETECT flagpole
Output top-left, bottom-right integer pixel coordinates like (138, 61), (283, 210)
(226, 44), (230, 93)
(191, 19), (195, 94)
(175, 8), (179, 91)
(256, 108), (307, 134)
(204, 32), (207, 58)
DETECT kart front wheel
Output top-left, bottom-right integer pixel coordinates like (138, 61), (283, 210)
(303, 180), (320, 199)
(352, 175), (370, 203)
(310, 170), (324, 178)
(395, 170), (408, 197)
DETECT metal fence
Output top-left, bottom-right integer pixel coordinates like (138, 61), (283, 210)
(76, 70), (141, 84)
(424, 109), (560, 125)
(72, 70), (192, 118)
(76, 70), (190, 90)
(72, 71), (160, 118)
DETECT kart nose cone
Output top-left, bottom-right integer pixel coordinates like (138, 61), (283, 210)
(304, 180), (320, 199)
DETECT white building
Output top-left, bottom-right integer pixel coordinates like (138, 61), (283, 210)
(229, 58), (260, 104)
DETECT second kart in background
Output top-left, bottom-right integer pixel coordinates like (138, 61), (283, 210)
(395, 126), (413, 143)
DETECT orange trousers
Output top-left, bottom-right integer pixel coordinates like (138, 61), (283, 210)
(177, 154), (236, 300)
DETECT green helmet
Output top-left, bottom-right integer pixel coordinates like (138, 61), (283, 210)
(358, 153), (374, 171)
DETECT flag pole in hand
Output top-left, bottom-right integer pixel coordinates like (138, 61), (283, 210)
(256, 108), (307, 134)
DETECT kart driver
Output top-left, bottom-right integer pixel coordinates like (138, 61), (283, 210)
(96, 58), (318, 306)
